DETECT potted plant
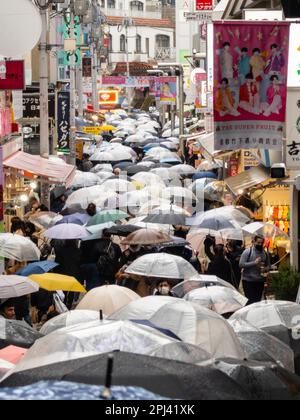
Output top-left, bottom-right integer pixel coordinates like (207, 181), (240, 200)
(269, 265), (300, 302)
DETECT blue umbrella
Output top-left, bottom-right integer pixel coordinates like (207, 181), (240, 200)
(0, 381), (169, 400)
(55, 213), (90, 226)
(16, 261), (59, 276)
(160, 158), (181, 164)
(192, 171), (217, 181)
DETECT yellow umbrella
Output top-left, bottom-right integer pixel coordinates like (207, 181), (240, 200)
(29, 274), (86, 293)
(100, 125), (117, 132)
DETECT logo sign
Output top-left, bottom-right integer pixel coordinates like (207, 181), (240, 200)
(0, 61), (25, 90)
(82, 126), (103, 135)
(196, 0), (213, 11)
(184, 12), (213, 21)
(57, 91), (70, 154)
(99, 90), (119, 105)
(22, 93), (55, 119)
(191, 68), (207, 85)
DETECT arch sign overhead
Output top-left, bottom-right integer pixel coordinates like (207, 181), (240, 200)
(0, 0), (42, 58)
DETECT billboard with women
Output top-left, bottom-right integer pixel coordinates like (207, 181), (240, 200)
(213, 22), (290, 151)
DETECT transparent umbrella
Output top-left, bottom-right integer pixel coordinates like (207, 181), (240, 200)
(0, 234), (41, 262)
(172, 276), (237, 298)
(0, 275), (39, 299)
(198, 159), (223, 171)
(29, 212), (63, 229)
(204, 181), (232, 202)
(70, 171), (100, 189)
(150, 342), (212, 365)
(242, 222), (290, 240)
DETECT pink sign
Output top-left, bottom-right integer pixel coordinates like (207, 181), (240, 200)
(102, 76), (126, 86)
(214, 22), (290, 150)
(159, 76), (177, 105)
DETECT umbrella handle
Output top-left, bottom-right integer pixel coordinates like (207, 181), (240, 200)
(100, 310), (103, 321)
(101, 353), (114, 399)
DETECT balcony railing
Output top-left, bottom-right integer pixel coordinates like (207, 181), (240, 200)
(103, 8), (162, 19)
(155, 47), (176, 61)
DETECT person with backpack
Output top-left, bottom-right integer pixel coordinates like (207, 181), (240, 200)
(239, 236), (271, 305)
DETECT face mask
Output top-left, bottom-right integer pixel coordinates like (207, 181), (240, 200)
(255, 245), (263, 252)
(159, 287), (170, 296)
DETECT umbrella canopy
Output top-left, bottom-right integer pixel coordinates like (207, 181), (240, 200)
(172, 276), (237, 298)
(131, 172), (165, 188)
(169, 164), (196, 177)
(0, 381), (168, 401)
(189, 178), (215, 198)
(126, 165), (150, 176)
(0, 346), (27, 365)
(162, 187), (197, 203)
(0, 319), (43, 350)
(71, 171), (100, 189)
(90, 149), (133, 162)
(4, 320), (176, 373)
(142, 212), (187, 226)
(125, 253), (198, 279)
(150, 342), (212, 365)
(87, 210), (129, 226)
(121, 229), (172, 246)
(40, 310), (102, 336)
(204, 181), (232, 203)
(0, 352), (249, 400)
(229, 319), (295, 372)
(0, 234), (41, 262)
(66, 186), (107, 209)
(150, 168), (181, 182)
(105, 225), (142, 237)
(187, 212), (241, 230)
(76, 285), (139, 315)
(109, 296), (245, 359)
(214, 358), (300, 401)
(187, 228), (244, 253)
(184, 286), (248, 315)
(90, 163), (113, 173)
(198, 159), (223, 171)
(126, 217), (175, 234)
(60, 204), (87, 216)
(43, 224), (89, 240)
(29, 274), (86, 293)
(101, 179), (135, 194)
(242, 222), (290, 239)
(29, 212), (63, 229)
(55, 213), (90, 226)
(188, 206), (250, 227)
(0, 276), (39, 299)
(16, 261), (59, 277)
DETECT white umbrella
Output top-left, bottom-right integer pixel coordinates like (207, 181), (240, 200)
(0, 234), (41, 262)
(162, 187), (197, 203)
(44, 224), (89, 240)
(150, 168), (181, 182)
(188, 178), (214, 197)
(66, 186), (107, 209)
(101, 179), (135, 193)
(90, 149), (133, 162)
(172, 276), (237, 298)
(40, 310), (102, 336)
(109, 296), (245, 359)
(187, 228), (244, 253)
(90, 164), (113, 173)
(125, 253), (198, 279)
(197, 159), (223, 171)
(169, 164), (196, 176)
(131, 172), (166, 188)
(138, 204), (191, 217)
(127, 217), (174, 234)
(71, 171), (100, 189)
(242, 222), (290, 239)
(137, 161), (156, 168)
(76, 285), (140, 315)
(0, 275), (39, 299)
(29, 212), (63, 229)
(160, 141), (179, 151)
(11, 320), (176, 372)
(184, 286), (248, 315)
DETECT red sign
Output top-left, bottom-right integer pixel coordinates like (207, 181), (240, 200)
(229, 159), (239, 177)
(99, 90), (119, 105)
(0, 61), (25, 91)
(196, 0), (213, 11)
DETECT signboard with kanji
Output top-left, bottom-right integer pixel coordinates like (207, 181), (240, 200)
(22, 93), (55, 119)
(0, 61), (25, 90)
(62, 16), (81, 67)
(82, 126), (103, 135)
(57, 91), (70, 154)
(196, 0), (213, 11)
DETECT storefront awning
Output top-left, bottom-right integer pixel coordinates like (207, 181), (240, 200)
(4, 151), (76, 188)
(225, 165), (270, 195)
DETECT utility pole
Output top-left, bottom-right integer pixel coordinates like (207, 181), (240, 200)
(39, 0), (50, 206)
(68, 3), (77, 165)
(77, 62), (84, 117)
(91, 42), (99, 111)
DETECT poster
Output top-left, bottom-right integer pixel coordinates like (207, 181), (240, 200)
(213, 22), (290, 151)
(57, 91), (70, 154)
(285, 89), (300, 169)
(159, 76), (177, 105)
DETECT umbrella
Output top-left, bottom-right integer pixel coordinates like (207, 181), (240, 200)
(55, 213), (90, 226)
(229, 319), (295, 372)
(125, 253), (198, 280)
(204, 181), (232, 202)
(4, 320), (177, 373)
(50, 186), (67, 200)
(29, 274), (86, 293)
(214, 358), (300, 401)
(0, 319), (43, 350)
(169, 164), (196, 177)
(101, 179), (135, 193)
(43, 224), (89, 240)
(0, 352), (250, 400)
(198, 159), (223, 171)
(105, 225), (142, 237)
(71, 171), (100, 189)
(162, 187), (197, 204)
(0, 234), (41, 262)
(29, 212), (63, 229)
(137, 202), (186, 217)
(40, 310), (103, 336)
(131, 172), (166, 188)
(150, 342), (212, 364)
(242, 222), (290, 239)
(160, 141), (178, 151)
(90, 164), (113, 173)
(126, 165), (150, 176)
(150, 168), (181, 182)
(121, 229), (172, 246)
(65, 186), (107, 209)
(172, 276), (237, 298)
(142, 212), (187, 226)
(0, 359), (14, 381)
(0, 346), (27, 365)
(127, 217), (175, 234)
(90, 150), (133, 162)
(60, 204), (87, 216)
(0, 275), (39, 299)
(187, 207), (250, 227)
(109, 296), (245, 359)
(76, 285), (140, 315)
(187, 228), (244, 253)
(0, 381), (168, 401)
(184, 286), (248, 315)
(192, 171), (217, 181)
(87, 210), (129, 226)
(189, 178), (215, 198)
(112, 161), (133, 171)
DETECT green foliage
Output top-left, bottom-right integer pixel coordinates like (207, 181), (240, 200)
(270, 265), (300, 301)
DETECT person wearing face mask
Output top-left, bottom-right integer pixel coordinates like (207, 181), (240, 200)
(239, 236), (271, 305)
(154, 280), (174, 297)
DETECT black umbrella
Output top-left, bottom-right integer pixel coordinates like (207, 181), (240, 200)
(50, 186), (67, 200)
(60, 204), (86, 216)
(214, 358), (300, 401)
(112, 162), (133, 171)
(143, 213), (187, 226)
(127, 165), (150, 176)
(105, 225), (142, 237)
(0, 320), (43, 350)
(262, 325), (300, 376)
(1, 352), (250, 400)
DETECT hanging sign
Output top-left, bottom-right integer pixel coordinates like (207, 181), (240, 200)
(0, 61), (25, 90)
(57, 91), (70, 154)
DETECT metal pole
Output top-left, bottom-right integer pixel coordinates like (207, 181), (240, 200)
(39, 0), (50, 206)
(125, 24), (132, 112)
(68, 5), (76, 165)
(92, 43), (99, 111)
(178, 68), (185, 154)
(77, 60), (84, 118)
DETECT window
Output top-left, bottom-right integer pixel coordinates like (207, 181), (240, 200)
(156, 34), (170, 48)
(100, 0), (105, 7)
(136, 34), (142, 53)
(120, 35), (126, 52)
(146, 38), (150, 56)
(108, 34), (113, 52)
(130, 1), (144, 11)
(107, 0), (115, 8)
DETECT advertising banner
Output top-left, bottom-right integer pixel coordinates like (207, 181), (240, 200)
(0, 61), (25, 91)
(159, 76), (177, 105)
(213, 22), (290, 151)
(57, 91), (70, 154)
(285, 89), (300, 169)
(82, 57), (92, 78)
(196, 0), (213, 11)
(22, 92), (55, 119)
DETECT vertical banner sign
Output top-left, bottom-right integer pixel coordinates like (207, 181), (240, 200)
(159, 76), (177, 105)
(196, 0), (213, 11)
(57, 91), (70, 154)
(0, 147), (3, 232)
(82, 57), (92, 78)
(63, 16), (81, 67)
(285, 89), (300, 169)
(213, 22), (290, 151)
